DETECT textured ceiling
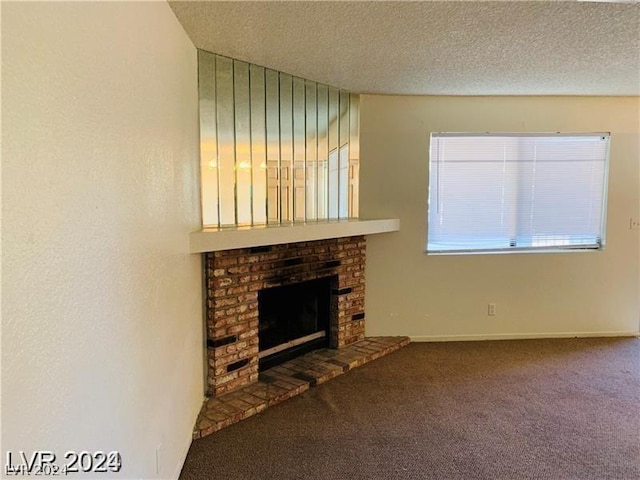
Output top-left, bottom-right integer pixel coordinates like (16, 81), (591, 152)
(169, 1), (640, 96)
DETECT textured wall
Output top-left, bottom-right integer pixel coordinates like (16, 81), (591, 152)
(2, 2), (202, 478)
(360, 96), (640, 340)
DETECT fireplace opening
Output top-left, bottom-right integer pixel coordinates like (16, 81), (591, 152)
(258, 276), (336, 371)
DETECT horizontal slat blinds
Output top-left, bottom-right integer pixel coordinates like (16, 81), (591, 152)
(427, 133), (610, 254)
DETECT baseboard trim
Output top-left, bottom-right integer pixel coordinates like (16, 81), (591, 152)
(170, 429), (195, 480)
(409, 331), (639, 342)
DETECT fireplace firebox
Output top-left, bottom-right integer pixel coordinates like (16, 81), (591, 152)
(258, 276), (337, 370)
(204, 237), (366, 397)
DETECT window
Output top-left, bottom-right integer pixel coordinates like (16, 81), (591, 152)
(427, 133), (610, 254)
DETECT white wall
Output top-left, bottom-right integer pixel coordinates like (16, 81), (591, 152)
(360, 96), (639, 340)
(2, 2), (202, 478)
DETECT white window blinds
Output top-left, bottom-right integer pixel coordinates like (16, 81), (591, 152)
(427, 133), (610, 254)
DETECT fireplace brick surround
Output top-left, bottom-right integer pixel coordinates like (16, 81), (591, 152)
(205, 236), (367, 397)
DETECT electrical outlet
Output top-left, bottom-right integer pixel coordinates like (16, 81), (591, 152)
(630, 218), (640, 230)
(488, 303), (497, 316)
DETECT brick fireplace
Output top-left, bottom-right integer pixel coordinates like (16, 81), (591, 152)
(204, 236), (367, 397)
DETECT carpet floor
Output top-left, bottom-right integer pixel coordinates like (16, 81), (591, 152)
(179, 337), (640, 480)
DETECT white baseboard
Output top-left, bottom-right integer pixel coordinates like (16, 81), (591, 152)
(409, 331), (639, 342)
(169, 430), (195, 480)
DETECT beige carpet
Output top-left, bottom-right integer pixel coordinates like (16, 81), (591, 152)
(180, 337), (640, 480)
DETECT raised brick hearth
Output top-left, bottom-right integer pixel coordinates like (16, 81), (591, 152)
(193, 336), (410, 439)
(205, 236), (367, 397)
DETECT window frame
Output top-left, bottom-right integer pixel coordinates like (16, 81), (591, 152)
(426, 132), (611, 255)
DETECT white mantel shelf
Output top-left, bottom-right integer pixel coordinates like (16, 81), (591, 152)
(189, 218), (400, 253)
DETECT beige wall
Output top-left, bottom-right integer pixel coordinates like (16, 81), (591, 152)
(360, 96), (639, 340)
(2, 2), (202, 478)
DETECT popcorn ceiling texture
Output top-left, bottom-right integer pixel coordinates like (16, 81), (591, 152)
(169, 1), (640, 96)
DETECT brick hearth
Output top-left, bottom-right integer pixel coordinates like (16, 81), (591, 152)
(193, 336), (410, 439)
